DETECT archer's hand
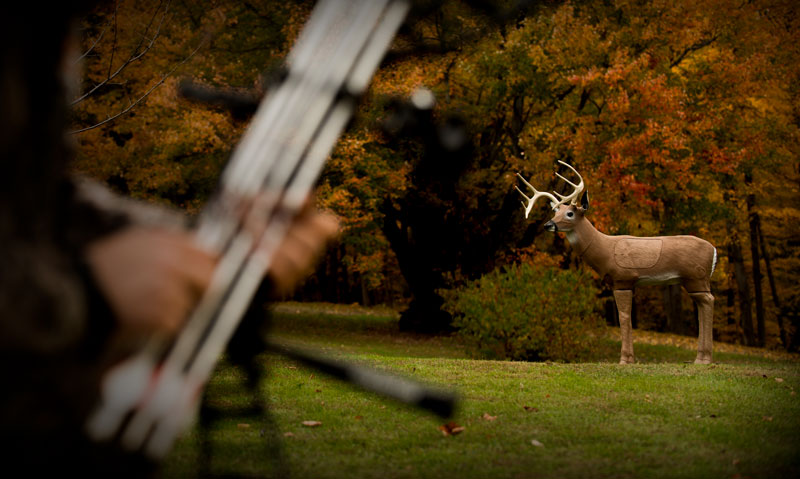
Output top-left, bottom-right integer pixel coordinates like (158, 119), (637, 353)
(86, 228), (217, 334)
(266, 205), (340, 297)
(85, 206), (338, 333)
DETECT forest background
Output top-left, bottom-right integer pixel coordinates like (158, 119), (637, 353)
(70, 0), (800, 352)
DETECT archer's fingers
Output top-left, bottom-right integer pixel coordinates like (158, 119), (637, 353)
(267, 210), (340, 296)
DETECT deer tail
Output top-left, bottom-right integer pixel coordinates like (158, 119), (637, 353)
(710, 247), (718, 277)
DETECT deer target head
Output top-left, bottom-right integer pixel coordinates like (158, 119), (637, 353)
(515, 161), (588, 232)
(545, 193), (589, 232)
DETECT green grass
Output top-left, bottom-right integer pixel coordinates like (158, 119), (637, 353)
(162, 303), (800, 478)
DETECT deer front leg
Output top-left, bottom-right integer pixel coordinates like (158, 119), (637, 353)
(689, 292), (714, 364)
(614, 289), (635, 364)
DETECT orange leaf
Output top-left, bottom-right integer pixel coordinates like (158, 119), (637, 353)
(439, 422), (465, 436)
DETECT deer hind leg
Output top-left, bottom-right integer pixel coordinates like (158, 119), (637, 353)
(688, 292), (714, 364)
(614, 289), (635, 364)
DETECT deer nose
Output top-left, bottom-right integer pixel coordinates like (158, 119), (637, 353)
(544, 221), (557, 232)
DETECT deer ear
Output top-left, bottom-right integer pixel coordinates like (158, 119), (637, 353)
(580, 190), (590, 210)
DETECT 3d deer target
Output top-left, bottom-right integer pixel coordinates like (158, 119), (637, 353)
(516, 161), (716, 364)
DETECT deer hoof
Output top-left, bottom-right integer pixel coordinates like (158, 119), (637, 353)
(619, 356), (635, 365)
(694, 356), (712, 365)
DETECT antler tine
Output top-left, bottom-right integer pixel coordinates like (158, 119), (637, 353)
(554, 172), (579, 188)
(516, 172), (559, 218)
(554, 160), (585, 206)
(514, 184), (533, 216)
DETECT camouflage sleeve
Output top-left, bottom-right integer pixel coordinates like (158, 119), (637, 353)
(0, 238), (89, 353)
(0, 176), (190, 354)
(71, 175), (189, 231)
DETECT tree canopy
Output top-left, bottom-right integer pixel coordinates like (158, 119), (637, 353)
(72, 0), (800, 348)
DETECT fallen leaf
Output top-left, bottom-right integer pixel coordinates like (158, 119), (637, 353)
(545, 394), (551, 398)
(482, 413), (497, 421)
(287, 366), (297, 370)
(732, 458), (740, 466)
(237, 423), (250, 429)
(531, 439), (544, 447)
(354, 415), (363, 421)
(439, 422), (465, 436)
(762, 416), (773, 422)
(791, 391), (796, 396)
(302, 421), (322, 427)
(315, 389), (322, 393)
(775, 378), (784, 383)
(284, 432), (295, 437)
(523, 406), (539, 412)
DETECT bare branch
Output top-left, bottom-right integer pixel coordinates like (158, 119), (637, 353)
(69, 38), (204, 135)
(71, 0), (172, 106)
(75, 22), (110, 64)
(669, 35), (719, 69)
(106, 0), (121, 79)
(128, 0), (168, 63)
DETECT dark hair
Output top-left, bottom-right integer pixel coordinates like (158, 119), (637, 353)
(0, 4), (95, 240)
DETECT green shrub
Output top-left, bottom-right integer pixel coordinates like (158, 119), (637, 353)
(444, 263), (602, 362)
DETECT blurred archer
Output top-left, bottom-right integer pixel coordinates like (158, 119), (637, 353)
(0, 3), (338, 475)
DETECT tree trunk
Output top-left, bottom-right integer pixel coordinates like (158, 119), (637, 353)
(745, 173), (765, 347)
(728, 239), (756, 346)
(360, 274), (370, 307)
(606, 296), (619, 327)
(663, 284), (686, 335)
(381, 203), (452, 333)
(724, 255), (736, 327)
(726, 283), (736, 325)
(756, 216), (787, 348)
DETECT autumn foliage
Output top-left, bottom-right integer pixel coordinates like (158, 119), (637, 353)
(71, 1), (800, 350)
(444, 263), (602, 361)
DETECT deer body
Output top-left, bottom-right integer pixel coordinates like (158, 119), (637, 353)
(517, 162), (716, 364)
(559, 216), (716, 291)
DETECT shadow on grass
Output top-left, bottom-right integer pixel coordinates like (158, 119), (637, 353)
(269, 302), (797, 365)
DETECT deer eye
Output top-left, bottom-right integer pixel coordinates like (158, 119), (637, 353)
(566, 211), (574, 219)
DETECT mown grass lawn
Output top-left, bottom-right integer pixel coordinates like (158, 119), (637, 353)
(162, 303), (800, 478)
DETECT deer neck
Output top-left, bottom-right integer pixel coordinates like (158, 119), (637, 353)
(564, 217), (604, 257)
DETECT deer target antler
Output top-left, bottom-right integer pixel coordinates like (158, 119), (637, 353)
(515, 160), (585, 217)
(552, 160), (584, 206)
